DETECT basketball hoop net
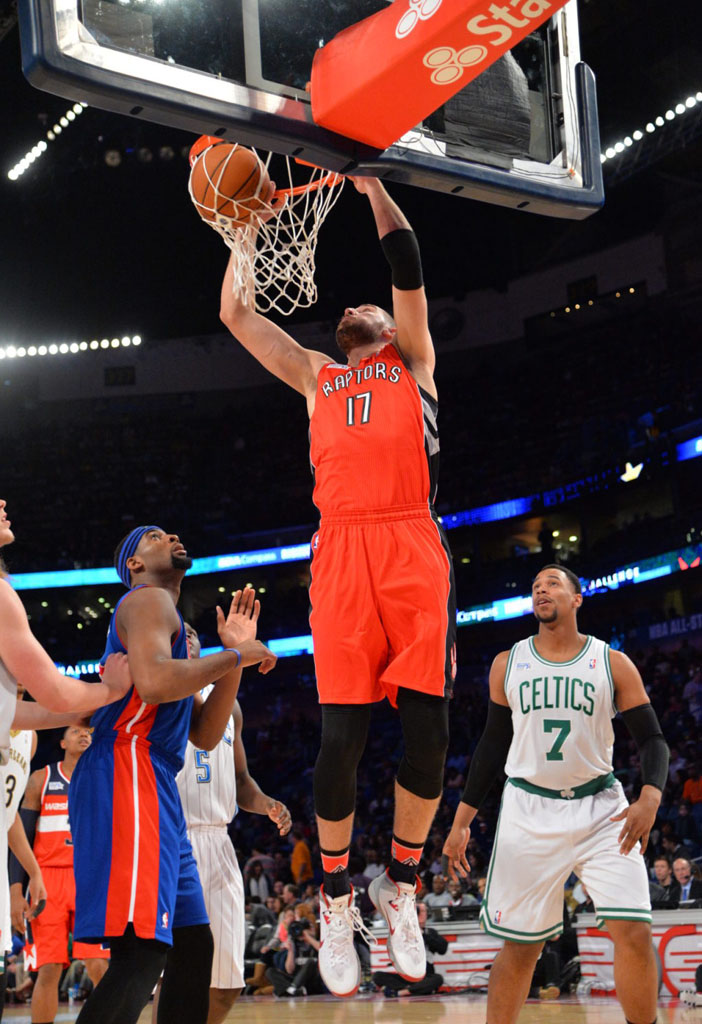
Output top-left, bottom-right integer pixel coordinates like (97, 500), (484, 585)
(189, 143), (344, 316)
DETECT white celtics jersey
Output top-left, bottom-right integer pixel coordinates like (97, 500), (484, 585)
(503, 635), (616, 790)
(2, 730), (33, 825)
(177, 686), (237, 828)
(0, 657), (17, 767)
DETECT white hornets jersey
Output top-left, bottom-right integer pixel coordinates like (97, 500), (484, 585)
(2, 729), (33, 825)
(0, 657), (18, 767)
(503, 636), (616, 790)
(177, 686), (237, 827)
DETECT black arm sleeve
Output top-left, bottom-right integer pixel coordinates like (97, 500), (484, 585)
(380, 228), (424, 291)
(620, 703), (669, 792)
(460, 701), (513, 809)
(8, 807), (39, 888)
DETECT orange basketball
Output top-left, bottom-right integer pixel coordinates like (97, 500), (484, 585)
(189, 143), (271, 228)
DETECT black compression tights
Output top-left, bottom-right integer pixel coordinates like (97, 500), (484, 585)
(75, 923), (213, 1024)
(314, 690), (449, 820)
(76, 925), (168, 1024)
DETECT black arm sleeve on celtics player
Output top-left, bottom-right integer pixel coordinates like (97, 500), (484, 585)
(380, 228), (424, 290)
(8, 807), (39, 887)
(460, 701), (513, 809)
(620, 702), (669, 792)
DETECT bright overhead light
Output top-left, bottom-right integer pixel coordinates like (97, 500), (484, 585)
(620, 461), (644, 483)
(111, 338), (120, 348)
(7, 101), (89, 181)
(569, 535), (578, 543)
(48, 344), (58, 354)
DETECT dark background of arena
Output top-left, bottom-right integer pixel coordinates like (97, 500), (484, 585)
(1, 0), (702, 887)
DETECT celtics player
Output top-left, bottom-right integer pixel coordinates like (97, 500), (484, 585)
(443, 564), (668, 1024)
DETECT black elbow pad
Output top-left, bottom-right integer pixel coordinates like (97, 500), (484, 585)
(380, 229), (424, 291)
(620, 703), (669, 792)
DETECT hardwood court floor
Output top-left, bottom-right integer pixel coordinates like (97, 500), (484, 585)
(1, 993), (690, 1023)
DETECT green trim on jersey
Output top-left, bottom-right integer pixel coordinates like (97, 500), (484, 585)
(479, 906), (564, 943)
(595, 907), (652, 927)
(528, 634), (593, 668)
(503, 643), (519, 697)
(508, 772), (616, 800)
(604, 645), (617, 714)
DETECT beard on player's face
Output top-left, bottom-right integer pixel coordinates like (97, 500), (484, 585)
(171, 552), (193, 572)
(335, 318), (380, 354)
(534, 606), (559, 623)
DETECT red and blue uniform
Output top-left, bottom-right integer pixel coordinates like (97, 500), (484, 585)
(70, 586), (208, 945)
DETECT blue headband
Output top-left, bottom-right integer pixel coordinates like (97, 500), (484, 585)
(115, 525), (161, 588)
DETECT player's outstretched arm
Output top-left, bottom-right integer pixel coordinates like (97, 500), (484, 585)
(120, 587), (275, 705)
(352, 177), (435, 394)
(220, 253), (328, 400)
(609, 649), (668, 855)
(12, 702), (92, 731)
(442, 650), (513, 882)
(232, 701), (292, 834)
(0, 579), (131, 714)
(189, 588), (276, 749)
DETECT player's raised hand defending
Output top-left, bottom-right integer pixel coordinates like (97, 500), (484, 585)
(267, 799), (292, 835)
(216, 587), (277, 674)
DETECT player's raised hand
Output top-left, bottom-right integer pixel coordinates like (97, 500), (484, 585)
(267, 800), (292, 835)
(101, 652), (132, 701)
(216, 587), (260, 648)
(610, 788), (659, 855)
(442, 823), (472, 883)
(350, 175), (381, 195)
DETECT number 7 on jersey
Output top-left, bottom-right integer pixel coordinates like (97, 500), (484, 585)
(347, 391), (372, 426)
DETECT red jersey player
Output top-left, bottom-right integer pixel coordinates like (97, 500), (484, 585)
(12, 727), (109, 1022)
(220, 178), (456, 997)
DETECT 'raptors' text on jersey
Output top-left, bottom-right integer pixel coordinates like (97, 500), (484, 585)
(310, 343), (439, 514)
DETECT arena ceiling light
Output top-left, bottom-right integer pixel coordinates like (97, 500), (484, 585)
(7, 102), (88, 181)
(600, 91), (702, 165)
(0, 335), (142, 359)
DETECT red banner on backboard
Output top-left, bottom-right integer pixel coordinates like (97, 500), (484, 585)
(311, 0), (570, 150)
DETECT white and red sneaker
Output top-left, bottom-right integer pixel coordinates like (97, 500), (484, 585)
(368, 870), (426, 982)
(318, 887), (370, 998)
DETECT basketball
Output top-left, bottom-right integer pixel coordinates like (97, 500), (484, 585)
(189, 143), (271, 228)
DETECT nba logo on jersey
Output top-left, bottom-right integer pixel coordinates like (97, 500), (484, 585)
(494, 910), (502, 924)
(589, 657), (597, 669)
(162, 912), (169, 929)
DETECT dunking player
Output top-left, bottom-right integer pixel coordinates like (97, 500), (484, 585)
(10, 726), (109, 1024)
(220, 179), (456, 996)
(68, 526), (276, 1024)
(152, 621), (291, 1024)
(443, 565), (668, 1024)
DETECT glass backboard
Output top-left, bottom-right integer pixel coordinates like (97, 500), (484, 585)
(20, 0), (603, 218)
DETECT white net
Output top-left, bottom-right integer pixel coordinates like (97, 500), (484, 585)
(189, 143), (345, 316)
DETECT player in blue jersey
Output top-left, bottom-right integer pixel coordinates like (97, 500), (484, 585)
(71, 525), (276, 1024)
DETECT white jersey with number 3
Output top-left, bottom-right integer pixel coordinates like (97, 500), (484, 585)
(177, 685), (237, 828)
(503, 635), (616, 790)
(2, 729), (34, 825)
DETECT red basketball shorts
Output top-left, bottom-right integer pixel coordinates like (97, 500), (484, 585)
(309, 505), (457, 706)
(28, 866), (109, 968)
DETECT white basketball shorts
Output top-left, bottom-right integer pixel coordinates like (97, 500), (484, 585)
(188, 827), (246, 988)
(480, 780), (651, 942)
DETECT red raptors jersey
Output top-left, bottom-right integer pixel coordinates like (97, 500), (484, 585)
(310, 344), (440, 514)
(34, 763), (73, 868)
